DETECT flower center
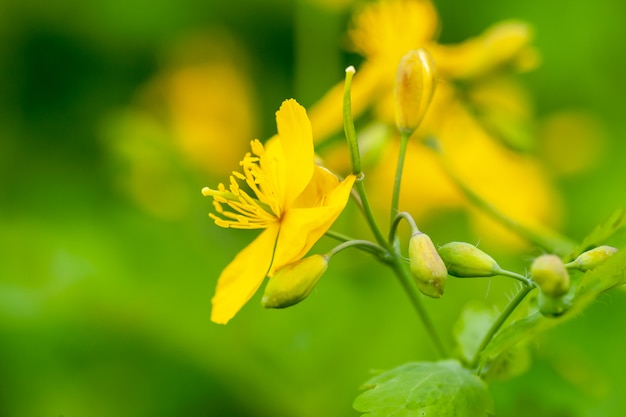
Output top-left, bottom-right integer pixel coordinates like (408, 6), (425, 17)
(202, 139), (282, 229)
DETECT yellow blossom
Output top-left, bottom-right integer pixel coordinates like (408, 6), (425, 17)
(164, 31), (258, 177)
(202, 99), (356, 324)
(309, 1), (536, 140)
(309, 0), (559, 248)
(309, 0), (439, 141)
(102, 31), (257, 220)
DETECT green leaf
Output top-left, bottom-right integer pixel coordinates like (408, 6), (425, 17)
(565, 209), (626, 261)
(481, 343), (531, 383)
(454, 302), (532, 382)
(453, 301), (498, 363)
(353, 360), (494, 417)
(479, 246), (626, 369)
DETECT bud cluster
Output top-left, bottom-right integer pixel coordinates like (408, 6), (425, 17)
(404, 236), (619, 318)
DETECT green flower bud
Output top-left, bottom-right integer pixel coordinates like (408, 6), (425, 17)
(538, 291), (571, 318)
(437, 242), (500, 277)
(394, 49), (437, 133)
(530, 254), (570, 297)
(568, 245), (618, 271)
(262, 255), (328, 309)
(408, 232), (448, 298)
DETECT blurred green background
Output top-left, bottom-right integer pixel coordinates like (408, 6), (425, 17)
(1, 0), (626, 416)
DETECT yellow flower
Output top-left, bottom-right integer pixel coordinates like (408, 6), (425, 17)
(202, 99), (356, 324)
(310, 0), (537, 141)
(309, 0), (439, 141)
(309, 0), (559, 248)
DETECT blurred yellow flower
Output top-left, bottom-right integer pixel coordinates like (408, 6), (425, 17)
(202, 99), (356, 324)
(162, 31), (258, 177)
(367, 93), (560, 246)
(309, 0), (559, 247)
(309, 0), (439, 140)
(103, 31), (257, 219)
(166, 60), (257, 177)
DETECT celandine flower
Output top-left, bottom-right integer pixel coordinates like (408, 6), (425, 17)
(309, 0), (560, 248)
(202, 99), (355, 324)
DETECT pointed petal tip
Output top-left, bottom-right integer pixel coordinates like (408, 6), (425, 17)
(278, 98), (305, 115)
(210, 312), (231, 325)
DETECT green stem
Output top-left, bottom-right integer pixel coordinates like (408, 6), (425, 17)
(343, 66), (361, 175)
(389, 211), (420, 244)
(354, 178), (388, 248)
(342, 185), (446, 357)
(390, 257), (447, 359)
(327, 239), (389, 261)
(470, 284), (534, 370)
(496, 268), (535, 287)
(341, 68), (444, 357)
(325, 230), (355, 243)
(390, 131), (411, 225)
(433, 147), (575, 256)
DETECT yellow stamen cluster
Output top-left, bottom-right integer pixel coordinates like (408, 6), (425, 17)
(202, 139), (281, 229)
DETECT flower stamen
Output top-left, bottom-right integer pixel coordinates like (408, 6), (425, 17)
(203, 140), (283, 229)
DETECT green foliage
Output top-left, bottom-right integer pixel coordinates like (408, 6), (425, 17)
(481, 344), (531, 383)
(453, 301), (498, 363)
(478, 246), (626, 371)
(353, 360), (494, 417)
(565, 209), (626, 261)
(2, 0), (626, 414)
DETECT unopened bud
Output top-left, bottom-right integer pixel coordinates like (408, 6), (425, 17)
(530, 254), (570, 297)
(394, 49), (437, 133)
(262, 255), (328, 309)
(538, 291), (571, 318)
(437, 242), (500, 277)
(408, 232), (448, 298)
(568, 246), (618, 272)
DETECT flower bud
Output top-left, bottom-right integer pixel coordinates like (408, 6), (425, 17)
(262, 255), (328, 309)
(437, 242), (500, 277)
(408, 232), (447, 298)
(538, 291), (571, 318)
(530, 254), (570, 297)
(568, 245), (618, 271)
(394, 49), (437, 133)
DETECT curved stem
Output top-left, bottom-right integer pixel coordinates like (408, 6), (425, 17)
(390, 131), (411, 225)
(470, 284), (534, 370)
(389, 211), (420, 244)
(496, 268), (535, 287)
(327, 239), (389, 261)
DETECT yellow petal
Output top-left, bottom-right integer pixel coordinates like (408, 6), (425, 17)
(269, 174), (355, 274)
(275, 99), (315, 209)
(348, 0), (439, 61)
(259, 135), (287, 213)
(211, 223), (280, 324)
(430, 21), (534, 79)
(292, 165), (341, 208)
